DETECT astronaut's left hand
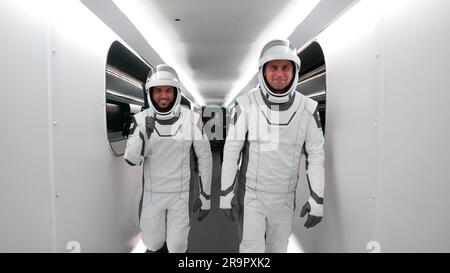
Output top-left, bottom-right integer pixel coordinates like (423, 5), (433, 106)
(193, 197), (209, 221)
(300, 198), (323, 229)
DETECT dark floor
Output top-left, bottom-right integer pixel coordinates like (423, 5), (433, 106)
(187, 151), (240, 253)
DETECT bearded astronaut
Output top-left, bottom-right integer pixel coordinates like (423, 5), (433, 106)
(124, 64), (212, 253)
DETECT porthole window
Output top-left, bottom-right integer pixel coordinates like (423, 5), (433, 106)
(106, 41), (151, 156)
(297, 41), (327, 133)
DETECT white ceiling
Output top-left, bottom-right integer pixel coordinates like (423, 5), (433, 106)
(82, 0), (357, 106)
(142, 0), (292, 103)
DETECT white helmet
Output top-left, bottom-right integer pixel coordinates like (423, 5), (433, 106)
(145, 64), (181, 119)
(258, 39), (301, 104)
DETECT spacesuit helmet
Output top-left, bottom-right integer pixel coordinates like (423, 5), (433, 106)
(145, 64), (181, 119)
(258, 39), (301, 104)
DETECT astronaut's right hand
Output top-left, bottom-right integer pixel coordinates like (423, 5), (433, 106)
(221, 196), (239, 222)
(193, 197), (209, 222)
(145, 114), (156, 138)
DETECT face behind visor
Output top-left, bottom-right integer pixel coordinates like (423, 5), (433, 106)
(258, 39), (301, 104)
(145, 64), (182, 120)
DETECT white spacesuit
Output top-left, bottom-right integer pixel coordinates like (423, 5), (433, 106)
(124, 64), (212, 253)
(220, 40), (325, 253)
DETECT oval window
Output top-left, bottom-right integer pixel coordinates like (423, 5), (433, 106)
(297, 41), (327, 133)
(105, 41), (151, 156)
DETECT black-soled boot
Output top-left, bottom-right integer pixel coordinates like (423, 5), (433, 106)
(146, 242), (169, 253)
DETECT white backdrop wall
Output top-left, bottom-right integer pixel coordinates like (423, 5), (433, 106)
(0, 1), (54, 252)
(292, 0), (450, 252)
(376, 0), (450, 252)
(0, 0), (142, 252)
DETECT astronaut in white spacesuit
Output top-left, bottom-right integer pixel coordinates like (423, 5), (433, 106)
(124, 64), (212, 253)
(219, 39), (325, 253)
